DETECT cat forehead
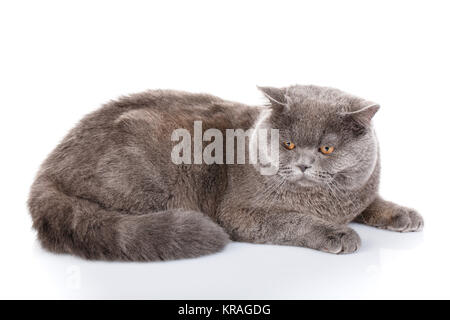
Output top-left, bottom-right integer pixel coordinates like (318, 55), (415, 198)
(277, 108), (351, 145)
(288, 101), (341, 116)
(280, 102), (341, 127)
(287, 85), (360, 101)
(285, 85), (366, 113)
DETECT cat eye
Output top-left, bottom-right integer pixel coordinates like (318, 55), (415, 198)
(319, 145), (334, 154)
(283, 141), (295, 150)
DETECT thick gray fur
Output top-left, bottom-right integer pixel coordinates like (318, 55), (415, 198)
(28, 85), (423, 261)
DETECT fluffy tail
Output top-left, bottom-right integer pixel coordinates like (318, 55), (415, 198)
(28, 176), (230, 261)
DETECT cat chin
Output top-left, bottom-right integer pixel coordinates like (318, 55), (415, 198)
(284, 175), (320, 187)
(295, 180), (320, 187)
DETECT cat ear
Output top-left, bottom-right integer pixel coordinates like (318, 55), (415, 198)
(342, 104), (380, 127)
(257, 86), (289, 112)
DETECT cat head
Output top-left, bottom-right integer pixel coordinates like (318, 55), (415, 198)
(258, 85), (379, 190)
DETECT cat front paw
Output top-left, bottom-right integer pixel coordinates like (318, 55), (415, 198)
(384, 207), (424, 232)
(319, 227), (361, 254)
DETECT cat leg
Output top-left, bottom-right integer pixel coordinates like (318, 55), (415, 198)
(354, 196), (423, 232)
(225, 211), (361, 254)
(297, 218), (361, 254)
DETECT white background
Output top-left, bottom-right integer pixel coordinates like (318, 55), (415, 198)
(1, 0), (449, 299)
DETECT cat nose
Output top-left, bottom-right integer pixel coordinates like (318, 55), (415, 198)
(298, 164), (311, 173)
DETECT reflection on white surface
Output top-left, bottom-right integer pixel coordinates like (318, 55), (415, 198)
(3, 221), (442, 299)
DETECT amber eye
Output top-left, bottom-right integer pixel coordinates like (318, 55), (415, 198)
(319, 146), (335, 154)
(283, 141), (295, 150)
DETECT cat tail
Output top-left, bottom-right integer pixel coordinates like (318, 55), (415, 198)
(28, 176), (230, 261)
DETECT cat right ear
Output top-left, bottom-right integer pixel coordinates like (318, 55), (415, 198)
(257, 86), (289, 112)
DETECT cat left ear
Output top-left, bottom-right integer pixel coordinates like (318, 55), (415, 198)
(343, 104), (380, 126)
(257, 86), (289, 112)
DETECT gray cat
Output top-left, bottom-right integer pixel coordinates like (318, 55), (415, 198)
(28, 85), (423, 261)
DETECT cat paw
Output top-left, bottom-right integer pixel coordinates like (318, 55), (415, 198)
(319, 227), (361, 254)
(384, 207), (424, 232)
